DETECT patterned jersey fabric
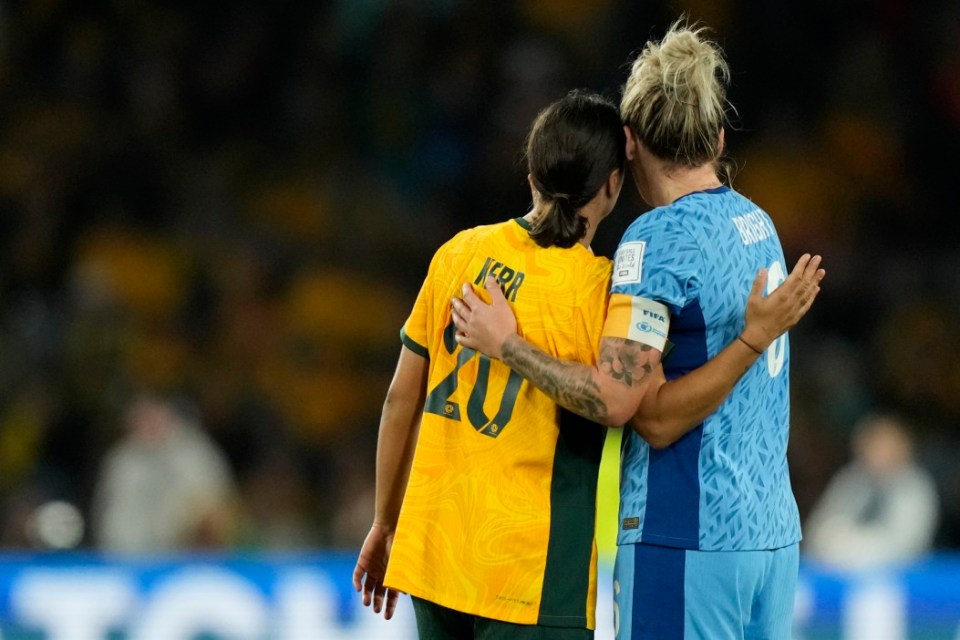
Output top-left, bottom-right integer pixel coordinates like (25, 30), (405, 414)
(609, 187), (801, 551)
(386, 218), (611, 628)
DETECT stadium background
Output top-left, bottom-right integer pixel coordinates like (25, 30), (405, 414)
(0, 0), (958, 637)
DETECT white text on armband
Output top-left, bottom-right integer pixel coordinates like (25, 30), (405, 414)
(731, 209), (775, 245)
(627, 297), (670, 352)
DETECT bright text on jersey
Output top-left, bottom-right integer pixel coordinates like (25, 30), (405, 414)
(731, 209), (775, 245)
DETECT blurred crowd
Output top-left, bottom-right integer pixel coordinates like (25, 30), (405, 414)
(0, 0), (958, 558)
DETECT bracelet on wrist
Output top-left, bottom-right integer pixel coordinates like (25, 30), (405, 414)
(738, 335), (763, 355)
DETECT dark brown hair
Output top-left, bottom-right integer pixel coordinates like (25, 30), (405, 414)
(525, 89), (626, 248)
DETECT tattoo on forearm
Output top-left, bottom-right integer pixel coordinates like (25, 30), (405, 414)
(501, 339), (608, 422)
(500, 337), (656, 424)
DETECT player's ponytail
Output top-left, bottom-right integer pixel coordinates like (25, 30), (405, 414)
(528, 188), (588, 250)
(620, 18), (730, 169)
(525, 90), (626, 249)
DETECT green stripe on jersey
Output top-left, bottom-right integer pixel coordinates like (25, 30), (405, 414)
(400, 328), (429, 359)
(537, 410), (605, 628)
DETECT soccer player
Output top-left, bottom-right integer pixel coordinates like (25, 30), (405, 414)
(354, 87), (820, 639)
(450, 21), (824, 640)
(354, 90), (627, 639)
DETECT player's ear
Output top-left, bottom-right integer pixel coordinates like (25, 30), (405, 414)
(605, 168), (623, 198)
(717, 127), (726, 156)
(624, 125), (637, 161)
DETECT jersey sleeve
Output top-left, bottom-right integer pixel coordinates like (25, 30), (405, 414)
(608, 212), (702, 314)
(400, 283), (430, 359)
(573, 258), (612, 365)
(400, 241), (451, 359)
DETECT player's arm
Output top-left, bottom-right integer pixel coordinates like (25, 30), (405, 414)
(629, 254), (824, 448)
(452, 254), (824, 431)
(353, 344), (427, 620)
(371, 344), (427, 534)
(451, 280), (663, 426)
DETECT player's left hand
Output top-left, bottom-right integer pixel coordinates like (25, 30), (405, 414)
(353, 523), (401, 620)
(451, 276), (518, 359)
(742, 253), (825, 351)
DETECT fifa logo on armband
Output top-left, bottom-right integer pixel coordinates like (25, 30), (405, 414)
(641, 308), (666, 323)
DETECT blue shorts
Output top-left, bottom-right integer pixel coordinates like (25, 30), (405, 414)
(613, 542), (798, 640)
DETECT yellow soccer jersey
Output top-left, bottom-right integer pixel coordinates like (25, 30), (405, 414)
(385, 217), (611, 629)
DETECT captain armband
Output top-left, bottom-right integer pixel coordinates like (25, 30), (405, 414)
(601, 294), (670, 353)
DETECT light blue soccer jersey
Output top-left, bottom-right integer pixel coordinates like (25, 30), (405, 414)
(612, 186), (801, 551)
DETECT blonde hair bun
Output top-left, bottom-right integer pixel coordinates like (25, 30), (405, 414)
(621, 19), (730, 167)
